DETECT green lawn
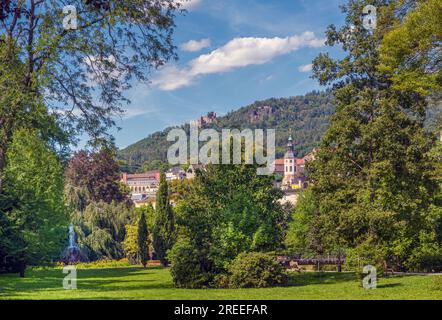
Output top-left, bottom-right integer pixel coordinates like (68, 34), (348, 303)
(0, 264), (441, 300)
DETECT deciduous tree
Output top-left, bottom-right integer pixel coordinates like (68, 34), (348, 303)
(310, 0), (438, 271)
(0, 129), (67, 276)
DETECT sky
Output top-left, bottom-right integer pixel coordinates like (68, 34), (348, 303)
(111, 0), (346, 149)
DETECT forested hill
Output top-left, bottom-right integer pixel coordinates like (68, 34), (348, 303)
(118, 90), (441, 173)
(118, 90), (335, 173)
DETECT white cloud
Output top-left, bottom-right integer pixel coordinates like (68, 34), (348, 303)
(122, 108), (151, 119)
(181, 38), (211, 52)
(153, 31), (324, 91)
(176, 0), (202, 10)
(151, 65), (194, 91)
(298, 63), (313, 73)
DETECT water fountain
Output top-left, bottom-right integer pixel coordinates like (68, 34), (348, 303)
(61, 224), (87, 264)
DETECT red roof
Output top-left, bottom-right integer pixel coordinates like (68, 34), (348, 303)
(274, 159), (285, 165)
(124, 170), (161, 181)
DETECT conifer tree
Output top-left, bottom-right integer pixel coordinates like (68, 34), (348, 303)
(137, 211), (149, 268)
(153, 171), (175, 266)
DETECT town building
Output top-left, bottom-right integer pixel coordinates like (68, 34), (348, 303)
(274, 135), (315, 191)
(166, 166), (187, 181)
(121, 170), (160, 206)
(273, 159), (285, 175)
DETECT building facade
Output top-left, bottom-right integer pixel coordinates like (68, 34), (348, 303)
(121, 170), (161, 206)
(275, 135), (313, 190)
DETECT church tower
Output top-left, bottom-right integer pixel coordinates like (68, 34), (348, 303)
(282, 134), (296, 187)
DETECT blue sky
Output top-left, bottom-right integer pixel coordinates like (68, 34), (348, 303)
(111, 0), (345, 149)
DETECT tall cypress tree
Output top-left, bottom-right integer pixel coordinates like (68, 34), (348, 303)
(153, 171), (175, 266)
(137, 211), (149, 268)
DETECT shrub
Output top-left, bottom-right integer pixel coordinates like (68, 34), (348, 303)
(212, 273), (230, 289)
(227, 252), (287, 288)
(345, 243), (387, 281)
(167, 238), (214, 288)
(406, 237), (442, 272)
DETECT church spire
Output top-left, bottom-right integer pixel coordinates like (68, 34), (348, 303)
(285, 131), (295, 159)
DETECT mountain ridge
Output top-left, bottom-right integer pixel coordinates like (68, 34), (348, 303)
(118, 90), (334, 172)
(118, 90), (441, 173)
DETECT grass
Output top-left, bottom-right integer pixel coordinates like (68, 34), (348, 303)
(0, 263), (441, 300)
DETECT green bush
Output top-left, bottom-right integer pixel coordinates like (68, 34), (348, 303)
(167, 239), (214, 288)
(345, 243), (387, 280)
(227, 252), (287, 288)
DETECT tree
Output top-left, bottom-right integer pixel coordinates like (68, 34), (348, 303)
(123, 205), (155, 264)
(123, 224), (139, 264)
(169, 161), (285, 288)
(0, 44), (67, 177)
(137, 211), (149, 267)
(153, 171), (175, 266)
(379, 0), (441, 96)
(0, 129), (67, 276)
(285, 189), (323, 257)
(0, 0), (182, 172)
(65, 147), (130, 208)
(310, 0), (438, 271)
(72, 201), (132, 261)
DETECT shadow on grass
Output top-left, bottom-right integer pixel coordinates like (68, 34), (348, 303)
(0, 266), (173, 296)
(377, 283), (403, 289)
(288, 272), (357, 287)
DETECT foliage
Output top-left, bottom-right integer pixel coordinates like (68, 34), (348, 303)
(118, 91), (335, 172)
(72, 201), (133, 261)
(169, 159), (286, 288)
(169, 178), (194, 202)
(0, 129), (67, 275)
(345, 240), (387, 278)
(0, 0), (181, 145)
(379, 0), (442, 96)
(65, 148), (130, 208)
(226, 252), (288, 288)
(0, 43), (68, 171)
(167, 238), (213, 289)
(140, 159), (169, 173)
(123, 224), (138, 264)
(123, 206), (155, 264)
(137, 211), (149, 267)
(118, 88), (441, 173)
(153, 171), (175, 266)
(1, 265), (442, 299)
(308, 0), (440, 271)
(285, 189), (323, 256)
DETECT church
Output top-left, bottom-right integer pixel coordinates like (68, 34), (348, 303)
(274, 135), (315, 190)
